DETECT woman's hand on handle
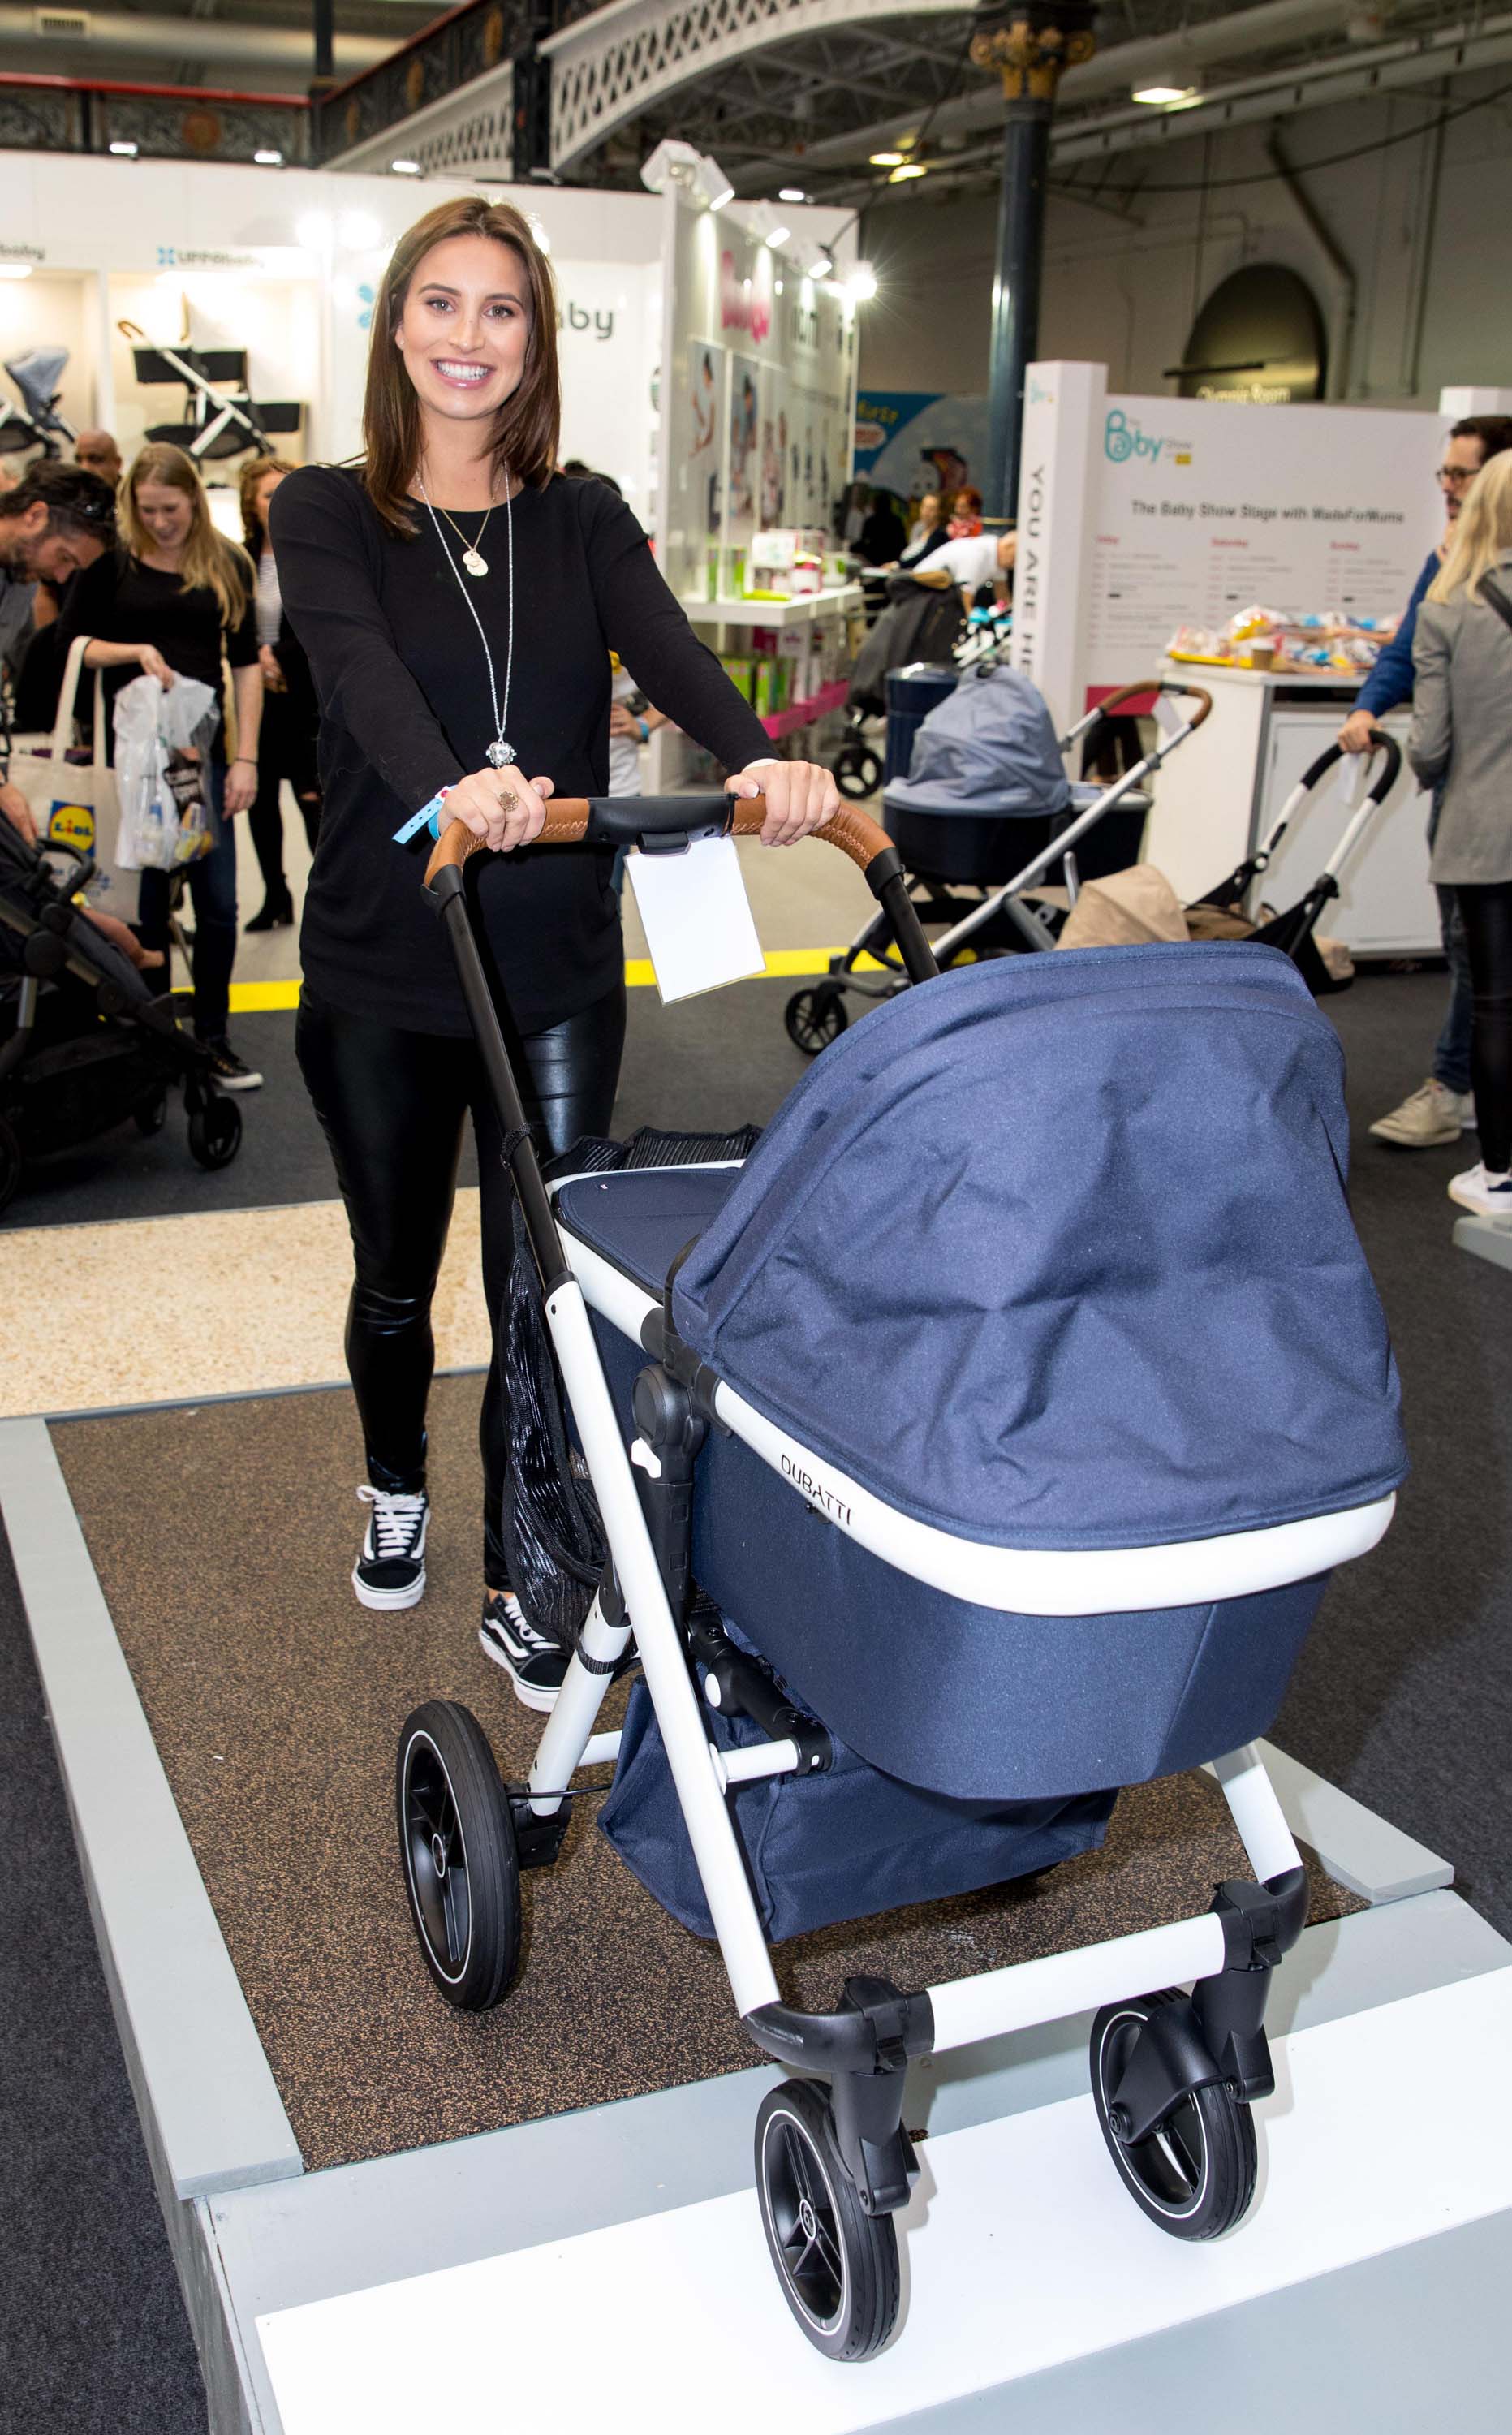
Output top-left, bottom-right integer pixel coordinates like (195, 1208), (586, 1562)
(440, 768), (554, 854)
(726, 757), (839, 849)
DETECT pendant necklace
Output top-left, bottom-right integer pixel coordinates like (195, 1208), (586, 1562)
(418, 466), (518, 768)
(433, 493), (494, 579)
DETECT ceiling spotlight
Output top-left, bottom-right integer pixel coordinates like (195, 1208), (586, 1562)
(253, 148), (283, 166)
(848, 262), (878, 302)
(108, 140), (139, 158)
(808, 254), (832, 280)
(391, 157), (423, 175)
(642, 138), (733, 209)
(869, 150), (905, 168)
(765, 224), (791, 249)
(889, 162), (927, 182)
(1131, 77), (1202, 106)
(778, 187), (807, 204)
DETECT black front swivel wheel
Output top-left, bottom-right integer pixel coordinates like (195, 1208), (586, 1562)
(754, 2080), (900, 2361)
(785, 985), (848, 1057)
(397, 1700), (520, 2011)
(1090, 1989), (1257, 2239)
(187, 1092), (242, 1170)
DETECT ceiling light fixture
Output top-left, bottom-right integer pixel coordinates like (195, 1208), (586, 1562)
(253, 148), (283, 166)
(848, 262), (878, 302)
(0, 262), (34, 279)
(765, 224), (791, 249)
(108, 140), (139, 157)
(869, 150), (905, 168)
(1131, 77), (1202, 106)
(778, 187), (807, 204)
(889, 162), (927, 182)
(391, 158), (422, 175)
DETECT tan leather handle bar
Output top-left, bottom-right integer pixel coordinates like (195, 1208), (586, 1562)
(423, 795), (896, 888)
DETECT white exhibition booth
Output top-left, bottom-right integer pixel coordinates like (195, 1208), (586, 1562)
(1011, 364), (1512, 957)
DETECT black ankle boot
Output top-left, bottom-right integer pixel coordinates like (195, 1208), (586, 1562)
(245, 890), (294, 933)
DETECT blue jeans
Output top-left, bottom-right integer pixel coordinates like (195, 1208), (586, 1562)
(1432, 884), (1473, 1095)
(136, 756), (238, 1040)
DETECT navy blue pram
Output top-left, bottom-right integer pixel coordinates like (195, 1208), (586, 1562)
(397, 794), (1402, 2366)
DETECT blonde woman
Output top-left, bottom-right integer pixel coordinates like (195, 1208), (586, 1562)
(1410, 448), (1512, 1216)
(63, 442), (263, 1087)
(239, 455), (321, 933)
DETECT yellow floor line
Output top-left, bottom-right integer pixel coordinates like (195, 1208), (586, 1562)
(227, 950), (898, 1015)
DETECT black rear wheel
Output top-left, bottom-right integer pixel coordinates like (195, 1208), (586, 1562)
(834, 744), (882, 801)
(755, 2081), (900, 2361)
(187, 1092), (242, 1170)
(785, 985), (848, 1057)
(397, 1700), (520, 2011)
(135, 1087), (169, 1137)
(1090, 1989), (1257, 2239)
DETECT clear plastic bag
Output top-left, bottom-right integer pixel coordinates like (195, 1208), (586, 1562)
(112, 673), (219, 871)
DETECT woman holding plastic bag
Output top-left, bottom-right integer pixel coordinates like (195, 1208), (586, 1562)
(61, 443), (263, 1089)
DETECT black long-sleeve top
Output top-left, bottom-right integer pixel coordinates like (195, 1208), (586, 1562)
(269, 466), (773, 1035)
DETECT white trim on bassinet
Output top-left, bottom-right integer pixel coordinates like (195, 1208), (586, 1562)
(552, 1220), (1395, 1621)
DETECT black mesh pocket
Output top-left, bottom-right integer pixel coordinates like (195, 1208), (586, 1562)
(502, 1125), (760, 1646)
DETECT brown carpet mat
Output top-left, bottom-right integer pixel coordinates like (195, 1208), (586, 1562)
(52, 1377), (1364, 2174)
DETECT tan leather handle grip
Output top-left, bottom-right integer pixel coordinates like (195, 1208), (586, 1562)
(423, 796), (895, 888)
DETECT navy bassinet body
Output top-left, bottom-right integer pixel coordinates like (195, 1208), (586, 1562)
(560, 944), (1406, 1810)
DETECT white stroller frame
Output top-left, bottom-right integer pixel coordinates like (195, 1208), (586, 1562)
(400, 791), (1394, 2364)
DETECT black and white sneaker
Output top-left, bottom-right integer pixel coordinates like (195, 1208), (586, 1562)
(479, 1590), (568, 1713)
(199, 1035), (263, 1092)
(352, 1485), (429, 1610)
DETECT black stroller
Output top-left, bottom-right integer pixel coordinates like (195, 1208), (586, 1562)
(786, 668), (1212, 1054)
(831, 574), (966, 801)
(0, 821), (242, 1214)
(1183, 729), (1403, 995)
(395, 791), (1403, 2364)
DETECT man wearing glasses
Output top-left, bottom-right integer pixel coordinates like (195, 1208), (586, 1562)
(0, 462), (117, 843)
(1340, 414), (1512, 1148)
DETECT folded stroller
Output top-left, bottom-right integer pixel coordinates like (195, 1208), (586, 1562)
(397, 794), (1404, 2364)
(0, 821), (243, 1213)
(1184, 728), (1403, 994)
(785, 667), (1212, 1055)
(831, 573), (967, 802)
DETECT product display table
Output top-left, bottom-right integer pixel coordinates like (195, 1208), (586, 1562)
(1144, 663), (1439, 957)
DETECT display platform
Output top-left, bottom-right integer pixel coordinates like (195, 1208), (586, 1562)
(4, 1391), (1506, 2435)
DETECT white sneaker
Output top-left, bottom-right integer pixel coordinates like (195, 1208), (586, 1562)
(352, 1485), (429, 1609)
(1448, 1162), (1512, 1218)
(1369, 1078), (1475, 1148)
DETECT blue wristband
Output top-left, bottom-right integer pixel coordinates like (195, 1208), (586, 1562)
(394, 788), (450, 844)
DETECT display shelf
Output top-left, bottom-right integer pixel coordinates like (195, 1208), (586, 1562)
(681, 587), (862, 627)
(758, 679), (850, 740)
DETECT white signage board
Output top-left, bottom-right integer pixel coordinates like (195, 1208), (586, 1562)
(1014, 363), (1445, 723)
(0, 152), (664, 504)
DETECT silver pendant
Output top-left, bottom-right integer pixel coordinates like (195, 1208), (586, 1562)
(486, 739), (516, 768)
(463, 548), (489, 579)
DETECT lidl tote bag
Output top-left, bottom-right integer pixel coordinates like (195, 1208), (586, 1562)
(6, 631), (134, 919)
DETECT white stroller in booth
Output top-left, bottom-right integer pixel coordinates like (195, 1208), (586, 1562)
(396, 794), (1405, 2363)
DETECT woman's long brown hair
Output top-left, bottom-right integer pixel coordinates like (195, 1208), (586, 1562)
(238, 455), (299, 552)
(361, 196), (560, 535)
(120, 442), (252, 631)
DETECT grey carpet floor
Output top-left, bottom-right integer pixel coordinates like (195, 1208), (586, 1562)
(0, 1519), (208, 2433)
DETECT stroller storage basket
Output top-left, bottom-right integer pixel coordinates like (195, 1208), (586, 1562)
(601, 1659), (1116, 1942)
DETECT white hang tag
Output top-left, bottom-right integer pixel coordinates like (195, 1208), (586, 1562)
(1340, 750), (1372, 808)
(625, 834), (765, 1004)
(1152, 692), (1186, 743)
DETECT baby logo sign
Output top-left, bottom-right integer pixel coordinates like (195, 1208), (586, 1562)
(1105, 409), (1193, 467)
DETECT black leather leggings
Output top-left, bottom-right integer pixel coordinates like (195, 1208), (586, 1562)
(296, 981), (627, 1585)
(1458, 879), (1512, 1173)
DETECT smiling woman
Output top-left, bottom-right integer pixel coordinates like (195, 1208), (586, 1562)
(268, 193), (842, 1702)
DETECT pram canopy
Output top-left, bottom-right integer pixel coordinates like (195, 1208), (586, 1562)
(887, 663), (1072, 820)
(670, 943), (1406, 1556)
